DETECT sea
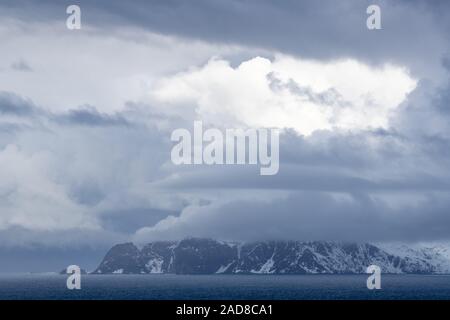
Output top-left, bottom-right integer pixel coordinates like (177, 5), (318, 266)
(0, 274), (449, 300)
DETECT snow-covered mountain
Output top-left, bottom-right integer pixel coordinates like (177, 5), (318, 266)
(377, 242), (450, 274)
(93, 238), (450, 274)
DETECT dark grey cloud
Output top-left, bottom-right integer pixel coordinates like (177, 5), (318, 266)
(101, 207), (179, 234)
(135, 190), (450, 243)
(155, 122), (450, 193)
(55, 106), (129, 127)
(68, 180), (105, 206)
(157, 164), (450, 193)
(89, 0), (449, 66)
(10, 59), (32, 72)
(392, 74), (450, 140)
(3, 0), (448, 75)
(0, 91), (36, 116)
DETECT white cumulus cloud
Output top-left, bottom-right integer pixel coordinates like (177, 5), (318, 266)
(151, 55), (417, 135)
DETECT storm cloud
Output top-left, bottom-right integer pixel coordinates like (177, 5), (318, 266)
(1, 0), (450, 270)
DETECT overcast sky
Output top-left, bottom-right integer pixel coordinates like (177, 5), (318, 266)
(1, 0), (450, 271)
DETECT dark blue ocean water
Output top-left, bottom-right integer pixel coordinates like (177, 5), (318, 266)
(0, 274), (449, 300)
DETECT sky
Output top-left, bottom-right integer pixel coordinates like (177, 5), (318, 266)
(0, 0), (450, 271)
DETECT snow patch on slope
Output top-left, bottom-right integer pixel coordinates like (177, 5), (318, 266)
(252, 257), (275, 274)
(215, 261), (234, 274)
(146, 258), (164, 273)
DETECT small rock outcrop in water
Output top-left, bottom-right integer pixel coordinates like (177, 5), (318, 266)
(92, 238), (450, 275)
